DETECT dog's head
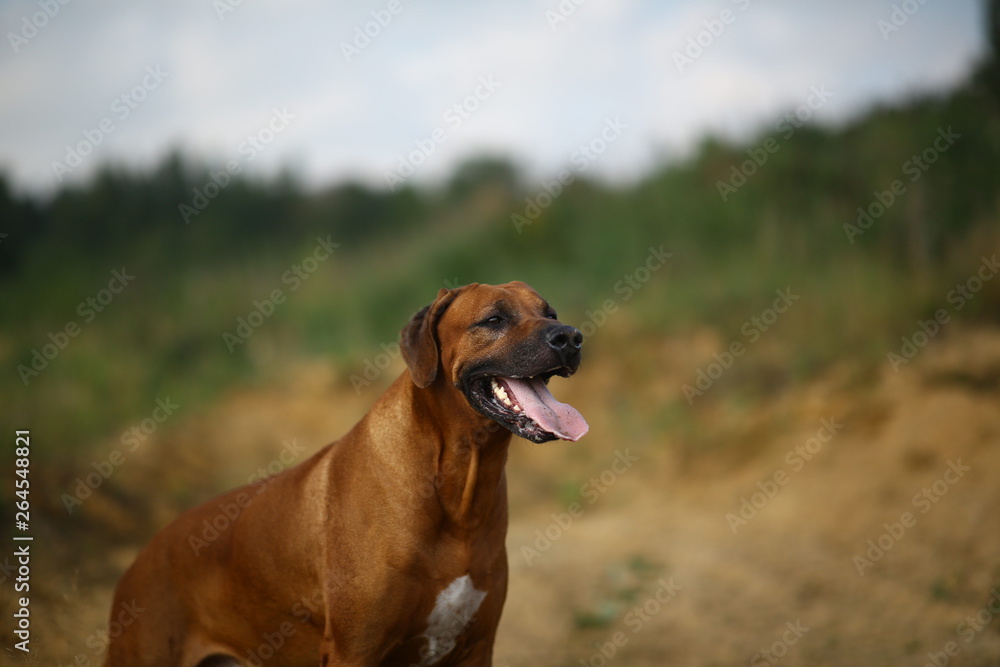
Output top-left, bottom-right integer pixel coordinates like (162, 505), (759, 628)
(400, 281), (588, 443)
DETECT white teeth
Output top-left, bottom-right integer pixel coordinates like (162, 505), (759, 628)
(491, 378), (515, 409)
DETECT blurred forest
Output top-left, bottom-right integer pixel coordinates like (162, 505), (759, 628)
(3, 3), (1000, 665)
(4, 30), (999, 459)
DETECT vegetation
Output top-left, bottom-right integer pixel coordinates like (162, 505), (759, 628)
(2, 27), (999, 469)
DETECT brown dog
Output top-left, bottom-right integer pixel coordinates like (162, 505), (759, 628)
(105, 281), (587, 666)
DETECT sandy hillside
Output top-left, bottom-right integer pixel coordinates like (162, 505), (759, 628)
(500, 327), (1000, 666)
(9, 326), (1000, 666)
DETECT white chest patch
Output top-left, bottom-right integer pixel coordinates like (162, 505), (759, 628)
(419, 574), (487, 666)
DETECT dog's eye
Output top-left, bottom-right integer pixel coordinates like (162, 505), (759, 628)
(545, 311), (558, 320)
(480, 315), (504, 327)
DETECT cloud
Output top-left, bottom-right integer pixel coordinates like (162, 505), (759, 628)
(0, 0), (987, 194)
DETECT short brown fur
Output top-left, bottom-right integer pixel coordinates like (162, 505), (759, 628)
(104, 281), (577, 667)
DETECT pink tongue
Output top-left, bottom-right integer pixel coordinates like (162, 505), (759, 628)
(502, 377), (589, 441)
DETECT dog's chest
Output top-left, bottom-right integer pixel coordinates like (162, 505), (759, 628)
(417, 574), (487, 665)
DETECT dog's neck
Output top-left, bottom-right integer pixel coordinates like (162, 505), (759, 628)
(401, 372), (512, 530)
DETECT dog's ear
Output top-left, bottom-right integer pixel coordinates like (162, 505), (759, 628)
(400, 287), (463, 388)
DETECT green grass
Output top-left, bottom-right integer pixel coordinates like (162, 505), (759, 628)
(5, 71), (999, 469)
(3, 221), (994, 468)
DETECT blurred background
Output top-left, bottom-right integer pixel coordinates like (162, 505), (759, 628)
(2, 0), (1000, 664)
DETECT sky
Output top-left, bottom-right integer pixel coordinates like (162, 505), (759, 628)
(0, 0), (988, 196)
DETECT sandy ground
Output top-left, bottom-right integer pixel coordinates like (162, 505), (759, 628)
(6, 325), (1000, 666)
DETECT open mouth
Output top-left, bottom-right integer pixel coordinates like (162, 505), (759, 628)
(468, 371), (589, 443)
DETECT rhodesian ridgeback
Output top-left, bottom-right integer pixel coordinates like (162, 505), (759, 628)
(105, 281), (588, 666)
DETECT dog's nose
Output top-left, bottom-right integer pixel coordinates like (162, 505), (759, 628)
(546, 325), (583, 364)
